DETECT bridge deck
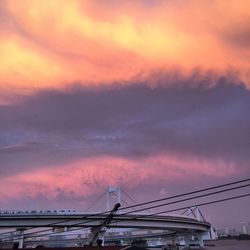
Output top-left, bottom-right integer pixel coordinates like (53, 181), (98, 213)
(0, 213), (210, 232)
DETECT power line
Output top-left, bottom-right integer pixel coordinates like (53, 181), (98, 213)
(0, 180), (249, 242)
(117, 183), (250, 215)
(2, 179), (250, 244)
(120, 193), (250, 221)
(1, 184), (249, 244)
(121, 188), (152, 213)
(1, 191), (249, 246)
(118, 178), (250, 211)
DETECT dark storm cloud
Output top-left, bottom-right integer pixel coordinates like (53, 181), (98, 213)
(0, 77), (250, 176)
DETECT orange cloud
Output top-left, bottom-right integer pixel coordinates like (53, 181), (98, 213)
(0, 0), (249, 96)
(0, 154), (237, 202)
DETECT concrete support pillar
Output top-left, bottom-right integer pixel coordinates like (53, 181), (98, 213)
(198, 236), (204, 248)
(17, 229), (24, 249)
(184, 236), (190, 248)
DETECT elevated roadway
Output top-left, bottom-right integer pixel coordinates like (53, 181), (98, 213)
(0, 213), (210, 233)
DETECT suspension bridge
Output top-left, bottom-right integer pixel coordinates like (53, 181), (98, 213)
(0, 179), (249, 249)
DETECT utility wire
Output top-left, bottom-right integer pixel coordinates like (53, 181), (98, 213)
(1, 191), (249, 246)
(1, 177), (248, 240)
(118, 178), (250, 211)
(0, 181), (248, 243)
(121, 189), (152, 213)
(0, 180), (249, 242)
(119, 193), (250, 221)
(0, 191), (111, 240)
(0, 179), (249, 242)
(117, 183), (250, 215)
(112, 191), (138, 213)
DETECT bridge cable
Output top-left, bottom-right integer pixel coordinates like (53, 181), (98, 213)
(1, 191), (249, 245)
(85, 191), (107, 212)
(116, 183), (250, 215)
(0, 180), (249, 242)
(121, 188), (153, 213)
(117, 193), (250, 221)
(118, 178), (250, 211)
(0, 181), (248, 243)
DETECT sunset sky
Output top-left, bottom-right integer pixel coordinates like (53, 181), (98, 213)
(0, 0), (249, 228)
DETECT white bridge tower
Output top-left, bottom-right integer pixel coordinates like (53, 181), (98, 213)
(106, 187), (121, 211)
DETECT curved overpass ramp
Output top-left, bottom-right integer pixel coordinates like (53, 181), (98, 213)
(0, 213), (210, 233)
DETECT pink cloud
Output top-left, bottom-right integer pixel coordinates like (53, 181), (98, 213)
(0, 154), (237, 203)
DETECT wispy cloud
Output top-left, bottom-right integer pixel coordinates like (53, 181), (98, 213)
(0, 0), (249, 226)
(0, 0), (249, 95)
